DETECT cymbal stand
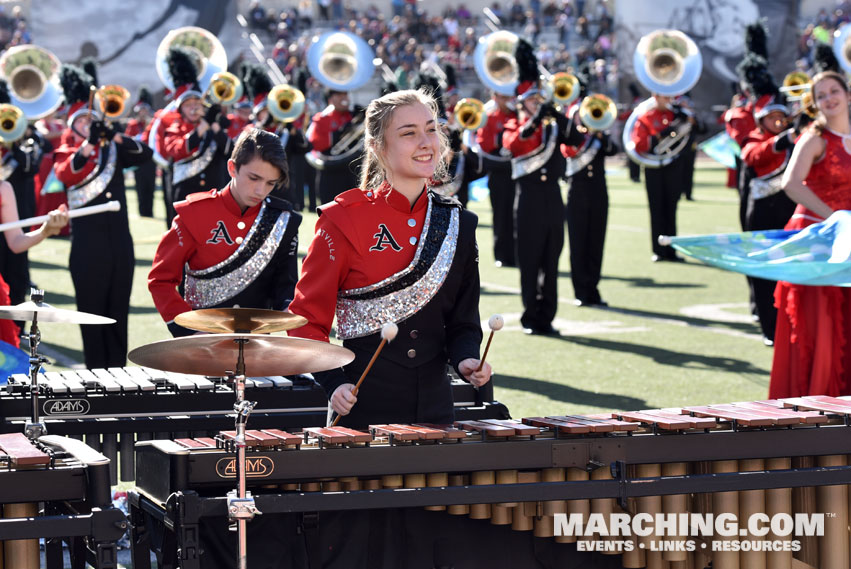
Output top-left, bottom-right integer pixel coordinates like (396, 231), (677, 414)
(24, 289), (47, 439)
(226, 335), (259, 569)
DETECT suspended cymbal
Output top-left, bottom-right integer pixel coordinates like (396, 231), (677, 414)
(0, 301), (115, 325)
(174, 308), (308, 334)
(127, 334), (354, 377)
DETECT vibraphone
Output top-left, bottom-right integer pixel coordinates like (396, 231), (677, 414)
(0, 432), (125, 569)
(130, 396), (851, 569)
(1, 367), (508, 484)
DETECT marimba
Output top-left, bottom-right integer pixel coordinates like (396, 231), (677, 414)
(0, 432), (125, 569)
(1, 367), (509, 485)
(130, 396), (851, 569)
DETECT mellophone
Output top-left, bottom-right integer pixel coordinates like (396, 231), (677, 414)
(0, 368), (508, 485)
(130, 396), (851, 569)
(0, 432), (124, 569)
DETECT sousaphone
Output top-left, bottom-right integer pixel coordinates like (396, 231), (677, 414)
(0, 45), (63, 119)
(623, 29), (702, 168)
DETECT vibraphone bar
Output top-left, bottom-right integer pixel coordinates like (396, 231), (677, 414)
(132, 396), (851, 569)
(0, 432), (125, 569)
(1, 367), (508, 485)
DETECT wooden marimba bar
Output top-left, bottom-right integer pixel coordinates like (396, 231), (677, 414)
(132, 395), (851, 569)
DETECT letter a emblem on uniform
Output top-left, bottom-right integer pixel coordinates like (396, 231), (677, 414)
(370, 224), (403, 252)
(207, 221), (235, 245)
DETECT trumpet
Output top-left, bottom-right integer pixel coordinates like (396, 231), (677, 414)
(454, 98), (487, 130)
(206, 71), (243, 106)
(96, 85), (130, 119)
(0, 104), (27, 144)
(577, 93), (617, 132)
(548, 72), (580, 107)
(267, 84), (305, 124)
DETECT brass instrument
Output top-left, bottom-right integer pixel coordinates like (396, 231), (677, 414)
(780, 71), (811, 101)
(834, 22), (851, 75)
(267, 84), (306, 124)
(623, 29), (702, 168)
(0, 45), (63, 119)
(454, 98), (487, 130)
(306, 30), (376, 92)
(577, 93), (616, 132)
(0, 104), (28, 144)
(548, 72), (580, 107)
(156, 26), (228, 95)
(207, 71), (243, 106)
(96, 85), (130, 119)
(473, 30), (520, 95)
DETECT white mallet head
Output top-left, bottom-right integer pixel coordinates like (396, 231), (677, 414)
(488, 314), (504, 331)
(381, 322), (399, 342)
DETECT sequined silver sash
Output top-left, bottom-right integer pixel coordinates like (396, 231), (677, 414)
(511, 123), (558, 180)
(172, 138), (217, 185)
(184, 206), (290, 309)
(750, 154), (790, 200)
(565, 136), (600, 178)
(335, 199), (459, 340)
(68, 142), (117, 209)
(432, 152), (465, 197)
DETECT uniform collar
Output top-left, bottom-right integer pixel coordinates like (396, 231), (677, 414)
(375, 181), (428, 213)
(221, 183), (263, 218)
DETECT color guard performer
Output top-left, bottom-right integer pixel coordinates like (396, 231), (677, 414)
(740, 73), (797, 346)
(148, 128), (301, 337)
(124, 86), (156, 217)
(53, 64), (152, 368)
(502, 39), (571, 335)
(161, 47), (233, 207)
(288, 89), (491, 428)
(0, 79), (51, 319)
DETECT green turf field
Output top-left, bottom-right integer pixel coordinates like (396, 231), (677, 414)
(27, 156), (773, 418)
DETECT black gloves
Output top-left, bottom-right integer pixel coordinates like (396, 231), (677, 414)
(88, 120), (111, 145)
(546, 103), (569, 131)
(774, 128), (796, 152)
(449, 128), (463, 152)
(204, 103), (222, 125)
(217, 113), (232, 129)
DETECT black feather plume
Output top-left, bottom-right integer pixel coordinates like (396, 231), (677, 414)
(165, 46), (200, 90)
(137, 85), (153, 106)
(744, 20), (769, 60)
(80, 57), (98, 88)
(0, 79), (10, 105)
(813, 43), (841, 74)
(292, 67), (308, 95)
(243, 62), (274, 101)
(515, 38), (539, 85)
(412, 72), (445, 118)
(444, 64), (457, 90)
(59, 64), (94, 106)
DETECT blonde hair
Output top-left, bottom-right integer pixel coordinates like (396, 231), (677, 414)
(359, 88), (449, 190)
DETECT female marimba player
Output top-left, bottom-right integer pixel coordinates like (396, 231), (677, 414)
(772, 70), (851, 399)
(287, 88), (492, 428)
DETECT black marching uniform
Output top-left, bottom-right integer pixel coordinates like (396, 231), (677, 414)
(562, 107), (618, 306)
(54, 131), (152, 368)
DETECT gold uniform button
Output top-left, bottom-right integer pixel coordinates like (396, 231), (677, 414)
(407, 349), (416, 359)
(237, 221), (246, 230)
(235, 236), (244, 244)
(105, 192), (112, 199)
(199, 180), (206, 187)
(541, 175), (547, 181)
(662, 119), (669, 125)
(588, 172), (593, 178)
(587, 165), (593, 171)
(410, 330), (418, 339)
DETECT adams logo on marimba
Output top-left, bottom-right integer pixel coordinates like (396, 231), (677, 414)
(215, 456), (275, 479)
(43, 399), (90, 415)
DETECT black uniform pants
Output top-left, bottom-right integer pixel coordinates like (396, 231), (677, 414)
(565, 182), (607, 303)
(304, 162), (318, 210)
(681, 145), (697, 199)
(133, 160), (156, 217)
(644, 160), (684, 258)
(515, 182), (564, 330)
(489, 167), (516, 265)
(163, 166), (175, 228)
(745, 190), (797, 341)
(70, 232), (134, 369)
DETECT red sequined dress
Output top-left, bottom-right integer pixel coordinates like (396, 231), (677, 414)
(770, 128), (851, 398)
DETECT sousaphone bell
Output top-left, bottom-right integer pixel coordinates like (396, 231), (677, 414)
(307, 30), (376, 92)
(473, 30), (520, 96)
(0, 45), (63, 119)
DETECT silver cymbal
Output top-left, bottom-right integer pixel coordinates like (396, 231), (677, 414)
(127, 334), (355, 376)
(0, 301), (116, 325)
(174, 308), (308, 334)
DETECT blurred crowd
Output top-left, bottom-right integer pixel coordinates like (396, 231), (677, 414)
(0, 5), (30, 51)
(798, 1), (851, 67)
(245, 0), (618, 100)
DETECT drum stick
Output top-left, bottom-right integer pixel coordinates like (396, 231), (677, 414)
(330, 322), (398, 427)
(0, 200), (120, 232)
(476, 314), (503, 372)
